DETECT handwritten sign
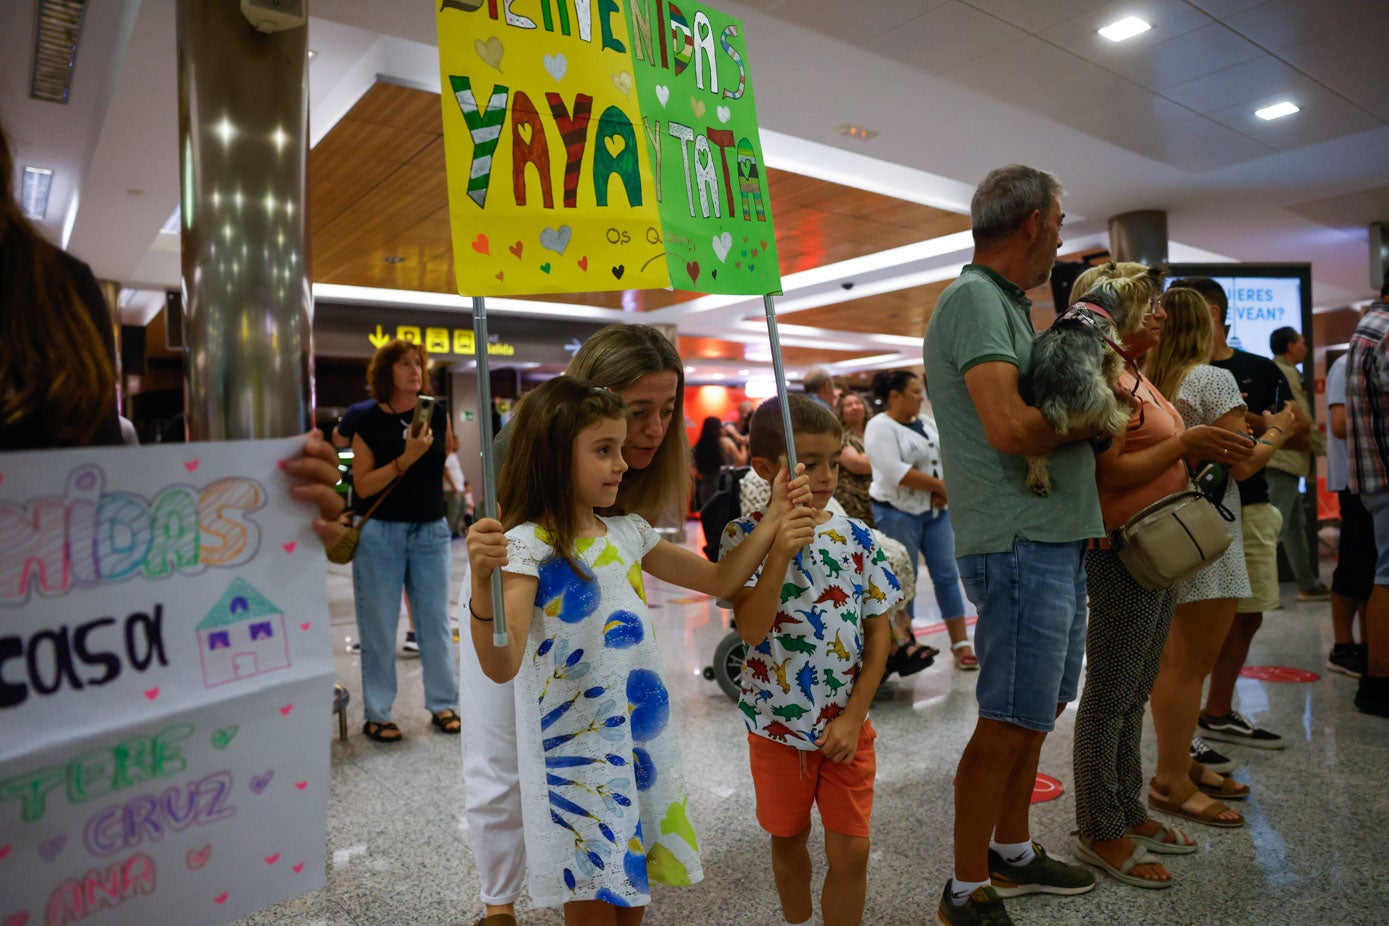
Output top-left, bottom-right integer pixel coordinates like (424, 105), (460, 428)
(436, 0), (781, 297)
(0, 439), (331, 926)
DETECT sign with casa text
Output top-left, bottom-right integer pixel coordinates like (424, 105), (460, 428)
(0, 439), (332, 926)
(435, 0), (780, 297)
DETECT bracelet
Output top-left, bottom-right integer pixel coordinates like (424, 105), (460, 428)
(394, 457), (405, 475)
(469, 600), (494, 622)
(1264, 425), (1285, 438)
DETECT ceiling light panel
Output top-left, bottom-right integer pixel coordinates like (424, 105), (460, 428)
(1255, 100), (1300, 120)
(30, 0), (89, 103)
(21, 167), (54, 219)
(1098, 16), (1151, 43)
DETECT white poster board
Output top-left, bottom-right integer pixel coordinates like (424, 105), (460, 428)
(0, 438), (331, 926)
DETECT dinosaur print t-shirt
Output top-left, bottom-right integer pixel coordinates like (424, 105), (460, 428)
(719, 512), (903, 751)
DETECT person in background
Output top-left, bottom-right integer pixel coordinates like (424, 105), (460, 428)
(1268, 325), (1330, 601)
(445, 432), (467, 538)
(692, 414), (747, 510)
(834, 390), (875, 525)
(1326, 342), (1371, 677)
(1345, 273), (1389, 717)
(349, 338), (459, 743)
(864, 369), (972, 670)
(804, 367), (838, 409)
(1175, 277), (1308, 764)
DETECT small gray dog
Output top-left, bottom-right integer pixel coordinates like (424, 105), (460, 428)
(1019, 264), (1162, 496)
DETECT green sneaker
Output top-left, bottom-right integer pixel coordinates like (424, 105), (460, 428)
(988, 841), (1096, 897)
(935, 881), (1015, 926)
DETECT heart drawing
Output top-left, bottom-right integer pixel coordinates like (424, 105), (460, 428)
(655, 84), (670, 106)
(612, 71), (633, 96)
(543, 52), (567, 81)
(299, 622), (311, 631)
(295, 781), (308, 790)
(143, 687), (160, 702)
(38, 836), (66, 862)
(250, 771), (274, 794)
(690, 97), (706, 119)
(539, 225), (572, 255)
(471, 233), (489, 255)
(183, 460), (200, 473)
(474, 36), (504, 71)
(186, 845), (212, 870)
(264, 853), (280, 866)
(686, 261), (700, 285)
(292, 862), (306, 873)
(214, 893), (229, 905)
(279, 703), (293, 716)
(508, 240), (523, 259)
(716, 105), (731, 123)
(711, 232), (732, 262)
(210, 726), (238, 749)
(3, 913), (30, 926)
(282, 541), (296, 554)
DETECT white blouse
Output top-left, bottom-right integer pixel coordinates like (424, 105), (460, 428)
(863, 412), (945, 516)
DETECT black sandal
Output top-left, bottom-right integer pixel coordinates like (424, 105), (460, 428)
(431, 709), (462, 734)
(362, 720), (402, 743)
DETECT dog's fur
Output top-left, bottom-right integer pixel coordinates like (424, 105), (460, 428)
(1019, 266), (1161, 496)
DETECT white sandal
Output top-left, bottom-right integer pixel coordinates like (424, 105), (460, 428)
(1072, 836), (1173, 889)
(1130, 822), (1198, 855)
(951, 639), (979, 671)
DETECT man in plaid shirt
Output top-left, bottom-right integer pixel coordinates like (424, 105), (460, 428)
(1347, 271), (1389, 717)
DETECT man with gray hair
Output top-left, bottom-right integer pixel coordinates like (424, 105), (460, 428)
(802, 366), (837, 409)
(923, 164), (1098, 925)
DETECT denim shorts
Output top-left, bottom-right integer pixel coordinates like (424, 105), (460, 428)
(1362, 491), (1389, 586)
(956, 539), (1088, 733)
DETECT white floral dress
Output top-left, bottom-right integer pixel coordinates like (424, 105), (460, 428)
(505, 515), (702, 909)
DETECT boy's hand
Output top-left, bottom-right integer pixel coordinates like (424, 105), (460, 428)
(467, 518), (508, 580)
(815, 713), (862, 764)
(776, 504), (817, 558)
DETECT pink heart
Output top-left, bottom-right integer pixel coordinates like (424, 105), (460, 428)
(186, 845), (212, 869)
(0, 844), (9, 859)
(4, 913), (30, 926)
(264, 853), (280, 865)
(144, 687), (160, 701)
(299, 622), (310, 631)
(214, 893), (228, 905)
(279, 703), (293, 716)
(292, 862), (305, 873)
(282, 541), (296, 554)
(183, 460), (199, 473)
(294, 781), (307, 790)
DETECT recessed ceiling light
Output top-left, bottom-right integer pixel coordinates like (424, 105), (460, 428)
(738, 369), (750, 376)
(1098, 16), (1151, 42)
(1255, 100), (1300, 121)
(684, 365), (696, 374)
(383, 255), (406, 264)
(20, 167), (53, 219)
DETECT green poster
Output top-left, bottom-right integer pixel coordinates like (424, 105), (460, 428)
(624, 0), (782, 295)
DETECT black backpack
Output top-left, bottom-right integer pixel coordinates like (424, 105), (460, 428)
(698, 466), (750, 561)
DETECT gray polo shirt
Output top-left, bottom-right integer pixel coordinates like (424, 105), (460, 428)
(922, 264), (1102, 557)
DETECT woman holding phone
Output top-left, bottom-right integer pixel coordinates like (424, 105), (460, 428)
(350, 338), (460, 742)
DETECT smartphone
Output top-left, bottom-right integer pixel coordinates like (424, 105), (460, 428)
(410, 395), (435, 438)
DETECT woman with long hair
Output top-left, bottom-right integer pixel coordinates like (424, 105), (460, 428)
(692, 414), (745, 510)
(349, 338), (459, 743)
(460, 324), (690, 926)
(1141, 287), (1297, 830)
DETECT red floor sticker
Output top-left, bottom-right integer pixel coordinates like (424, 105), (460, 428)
(1031, 773), (1064, 804)
(914, 616), (980, 638)
(1239, 665), (1320, 683)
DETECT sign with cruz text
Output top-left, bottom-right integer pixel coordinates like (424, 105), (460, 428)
(0, 440), (332, 926)
(437, 0), (782, 297)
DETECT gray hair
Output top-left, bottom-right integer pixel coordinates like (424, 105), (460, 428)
(970, 165), (1063, 245)
(802, 366), (834, 396)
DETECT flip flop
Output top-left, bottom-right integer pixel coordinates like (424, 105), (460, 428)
(1072, 836), (1173, 889)
(1148, 777), (1244, 828)
(1188, 762), (1250, 800)
(1130, 822), (1198, 855)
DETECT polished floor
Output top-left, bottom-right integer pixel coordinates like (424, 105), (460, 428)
(237, 524), (1389, 926)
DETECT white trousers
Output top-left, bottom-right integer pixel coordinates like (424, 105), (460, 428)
(458, 583), (526, 906)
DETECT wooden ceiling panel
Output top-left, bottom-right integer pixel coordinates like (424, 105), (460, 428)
(788, 279), (955, 338)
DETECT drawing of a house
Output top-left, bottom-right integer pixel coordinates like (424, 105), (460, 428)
(197, 577), (291, 688)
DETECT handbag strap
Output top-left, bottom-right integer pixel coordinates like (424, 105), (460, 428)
(353, 473), (402, 528)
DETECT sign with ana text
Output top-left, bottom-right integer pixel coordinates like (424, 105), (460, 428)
(0, 439), (331, 926)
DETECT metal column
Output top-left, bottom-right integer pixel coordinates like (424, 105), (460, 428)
(176, 0), (312, 440)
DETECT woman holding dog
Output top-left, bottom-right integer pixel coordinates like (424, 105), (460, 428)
(1067, 264), (1256, 889)
(1142, 288), (1299, 831)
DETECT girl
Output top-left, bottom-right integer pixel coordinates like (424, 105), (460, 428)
(467, 377), (812, 926)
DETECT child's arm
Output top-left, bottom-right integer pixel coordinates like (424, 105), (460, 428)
(815, 613), (889, 764)
(643, 469), (812, 598)
(730, 521), (812, 645)
(466, 517), (538, 682)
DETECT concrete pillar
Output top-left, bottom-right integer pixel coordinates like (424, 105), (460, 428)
(176, 0), (312, 440)
(1108, 210), (1168, 268)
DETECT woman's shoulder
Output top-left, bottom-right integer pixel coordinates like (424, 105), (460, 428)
(1185, 364), (1242, 397)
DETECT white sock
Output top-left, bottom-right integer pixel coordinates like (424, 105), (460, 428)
(784, 916), (817, 926)
(949, 877), (989, 906)
(991, 839), (1036, 866)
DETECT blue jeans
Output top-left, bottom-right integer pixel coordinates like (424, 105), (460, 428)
(957, 539), (1088, 732)
(871, 502), (965, 622)
(352, 517), (459, 722)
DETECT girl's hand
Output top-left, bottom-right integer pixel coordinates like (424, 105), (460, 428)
(1262, 402), (1297, 437)
(467, 517), (508, 579)
(1179, 425), (1254, 462)
(283, 429), (348, 550)
(401, 425), (433, 468)
(775, 504), (817, 558)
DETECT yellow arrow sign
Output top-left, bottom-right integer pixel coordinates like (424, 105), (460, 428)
(368, 324), (390, 349)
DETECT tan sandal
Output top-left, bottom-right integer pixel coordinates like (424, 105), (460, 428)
(1188, 761), (1250, 800)
(1148, 777), (1244, 828)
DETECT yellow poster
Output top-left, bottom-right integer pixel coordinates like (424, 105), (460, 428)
(437, 1), (670, 296)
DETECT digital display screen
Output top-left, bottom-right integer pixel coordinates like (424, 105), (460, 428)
(1165, 274), (1303, 361)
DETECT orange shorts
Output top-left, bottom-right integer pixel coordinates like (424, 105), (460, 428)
(747, 720), (876, 838)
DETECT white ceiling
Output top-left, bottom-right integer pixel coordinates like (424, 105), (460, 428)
(2, 0), (1386, 375)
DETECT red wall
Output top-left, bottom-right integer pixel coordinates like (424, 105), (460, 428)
(684, 384), (749, 447)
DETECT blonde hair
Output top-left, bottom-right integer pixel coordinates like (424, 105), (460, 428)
(566, 325), (687, 524)
(1068, 260), (1164, 338)
(1144, 287), (1214, 401)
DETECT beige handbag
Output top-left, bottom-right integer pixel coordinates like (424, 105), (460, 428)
(325, 478), (400, 565)
(1112, 489), (1233, 590)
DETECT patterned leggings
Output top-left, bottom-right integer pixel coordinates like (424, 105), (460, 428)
(1072, 549), (1176, 840)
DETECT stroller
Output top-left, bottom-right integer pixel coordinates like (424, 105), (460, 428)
(696, 466), (751, 701)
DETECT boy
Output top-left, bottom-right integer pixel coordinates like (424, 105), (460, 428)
(720, 396), (903, 926)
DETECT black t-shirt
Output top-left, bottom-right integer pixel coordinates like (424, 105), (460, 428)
(1210, 349), (1294, 507)
(353, 402), (448, 522)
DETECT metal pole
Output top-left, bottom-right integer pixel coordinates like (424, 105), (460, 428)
(473, 296), (508, 647)
(762, 294), (798, 474)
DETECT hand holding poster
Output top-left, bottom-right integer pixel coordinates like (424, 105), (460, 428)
(436, 0), (781, 297)
(0, 439), (331, 926)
